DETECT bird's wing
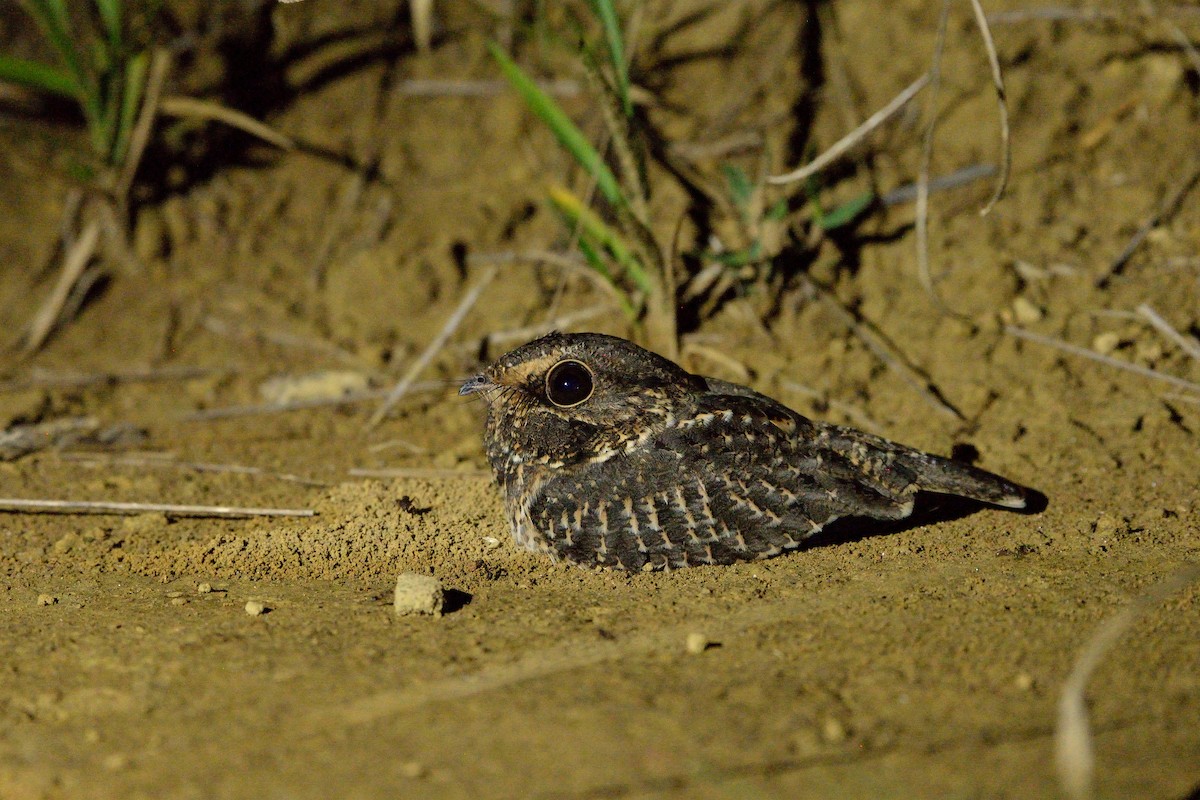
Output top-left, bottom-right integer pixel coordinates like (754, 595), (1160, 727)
(525, 393), (919, 570)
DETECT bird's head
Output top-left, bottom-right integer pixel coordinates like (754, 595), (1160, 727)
(461, 332), (703, 469)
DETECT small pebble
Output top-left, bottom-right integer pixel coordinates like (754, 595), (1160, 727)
(1092, 331), (1121, 355)
(197, 583), (213, 594)
(170, 598), (187, 607)
(1011, 296), (1044, 324)
(165, 591), (184, 599)
(399, 761), (427, 779)
(37, 594), (58, 607)
(393, 573), (445, 616)
(1015, 672), (1035, 691)
(821, 717), (848, 744)
(244, 600), (268, 617)
(685, 632), (710, 654)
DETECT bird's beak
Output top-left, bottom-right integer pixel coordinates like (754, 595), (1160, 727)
(459, 374), (495, 396)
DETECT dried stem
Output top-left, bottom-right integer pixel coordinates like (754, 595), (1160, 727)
(767, 74), (930, 185)
(967, 0), (1011, 215)
(1006, 325), (1200, 395)
(0, 498), (314, 518)
(22, 220), (100, 354)
(1056, 565), (1200, 800)
(366, 265), (499, 429)
(1136, 304), (1200, 361)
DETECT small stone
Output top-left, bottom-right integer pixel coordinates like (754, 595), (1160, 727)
(102, 753), (129, 771)
(165, 591), (184, 599)
(244, 600), (268, 617)
(1011, 297), (1044, 325)
(37, 594), (57, 607)
(1092, 331), (1121, 355)
(393, 573), (445, 617)
(821, 717), (848, 744)
(399, 761), (427, 779)
(685, 632), (711, 654)
(170, 598), (187, 607)
(197, 583), (213, 594)
(1015, 672), (1034, 691)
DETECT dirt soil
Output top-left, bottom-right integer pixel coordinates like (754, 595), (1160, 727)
(1, 2), (1198, 798)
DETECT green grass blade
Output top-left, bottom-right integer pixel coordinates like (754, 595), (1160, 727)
(488, 41), (625, 210)
(93, 0), (122, 49)
(112, 50), (148, 165)
(20, 0), (85, 81)
(19, 0), (103, 134)
(549, 184), (652, 294)
(0, 55), (81, 98)
(721, 164), (754, 209)
(589, 0), (632, 118)
(817, 190), (873, 230)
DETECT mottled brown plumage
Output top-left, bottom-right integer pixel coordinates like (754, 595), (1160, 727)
(460, 332), (1027, 571)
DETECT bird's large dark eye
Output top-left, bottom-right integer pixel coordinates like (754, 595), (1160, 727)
(545, 360), (594, 407)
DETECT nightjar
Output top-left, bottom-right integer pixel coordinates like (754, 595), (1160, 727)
(461, 332), (1027, 571)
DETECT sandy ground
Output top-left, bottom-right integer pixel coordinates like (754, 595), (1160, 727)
(1, 1), (1198, 798)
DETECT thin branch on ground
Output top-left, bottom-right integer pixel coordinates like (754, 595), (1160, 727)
(115, 48), (171, 207)
(57, 452), (330, 487)
(880, 163), (996, 206)
(1096, 160), (1200, 287)
(349, 467), (490, 480)
(366, 265), (499, 429)
(986, 8), (1119, 24)
(968, 0), (1011, 215)
(202, 316), (360, 364)
(159, 96), (294, 150)
(21, 220), (100, 354)
(0, 498), (315, 518)
(1136, 304), (1200, 361)
(0, 365), (218, 393)
(801, 275), (964, 420)
(180, 384), (443, 422)
(767, 74), (930, 186)
(1006, 325), (1200, 394)
(0, 417), (100, 461)
(916, 0), (953, 312)
(366, 438), (426, 454)
(1056, 565), (1200, 800)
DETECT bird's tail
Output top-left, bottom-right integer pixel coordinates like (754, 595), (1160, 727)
(906, 450), (1027, 509)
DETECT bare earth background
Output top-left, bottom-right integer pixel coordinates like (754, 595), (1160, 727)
(1, 1), (1198, 798)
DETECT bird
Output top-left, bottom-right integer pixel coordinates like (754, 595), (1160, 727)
(460, 332), (1028, 571)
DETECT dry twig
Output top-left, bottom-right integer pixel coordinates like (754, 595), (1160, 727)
(1006, 325), (1200, 395)
(366, 265), (499, 429)
(22, 220), (100, 354)
(1056, 565), (1200, 800)
(0, 498), (314, 518)
(1097, 160), (1200, 287)
(58, 452), (329, 487)
(801, 275), (964, 419)
(967, 0), (1011, 215)
(0, 365), (217, 393)
(349, 467), (490, 480)
(1136, 304), (1200, 362)
(767, 74), (930, 186)
(181, 384), (441, 422)
(916, 0), (953, 311)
